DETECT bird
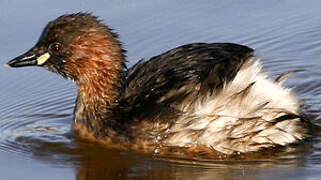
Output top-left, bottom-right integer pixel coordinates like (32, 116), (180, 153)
(6, 13), (311, 157)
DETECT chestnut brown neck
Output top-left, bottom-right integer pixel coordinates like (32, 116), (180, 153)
(66, 32), (126, 136)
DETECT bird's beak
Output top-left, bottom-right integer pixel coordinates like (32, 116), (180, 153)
(6, 48), (50, 68)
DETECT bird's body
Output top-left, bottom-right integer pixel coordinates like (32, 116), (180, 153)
(7, 13), (310, 157)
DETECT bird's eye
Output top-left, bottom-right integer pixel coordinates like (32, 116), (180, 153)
(49, 42), (62, 53)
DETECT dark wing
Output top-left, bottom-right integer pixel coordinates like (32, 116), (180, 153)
(118, 43), (253, 117)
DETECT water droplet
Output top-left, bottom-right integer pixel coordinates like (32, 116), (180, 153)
(154, 148), (160, 154)
(155, 136), (162, 143)
(165, 128), (170, 133)
(236, 151), (241, 155)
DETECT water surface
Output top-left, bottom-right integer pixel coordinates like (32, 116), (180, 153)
(1, 0), (321, 179)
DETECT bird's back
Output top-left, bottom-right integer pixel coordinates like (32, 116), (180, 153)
(120, 43), (254, 115)
(114, 43), (310, 155)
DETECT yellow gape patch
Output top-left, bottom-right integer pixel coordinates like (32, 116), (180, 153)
(37, 53), (51, 65)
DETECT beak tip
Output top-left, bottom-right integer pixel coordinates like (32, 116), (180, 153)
(4, 63), (11, 68)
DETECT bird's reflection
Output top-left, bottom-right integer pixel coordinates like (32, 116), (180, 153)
(11, 131), (316, 180)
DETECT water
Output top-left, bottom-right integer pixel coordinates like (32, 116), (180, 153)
(1, 0), (321, 179)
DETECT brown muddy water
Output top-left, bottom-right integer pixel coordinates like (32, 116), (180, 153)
(1, 0), (321, 179)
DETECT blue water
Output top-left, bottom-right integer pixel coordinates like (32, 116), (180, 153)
(0, 0), (321, 179)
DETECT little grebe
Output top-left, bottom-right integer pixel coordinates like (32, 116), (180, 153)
(7, 13), (311, 156)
